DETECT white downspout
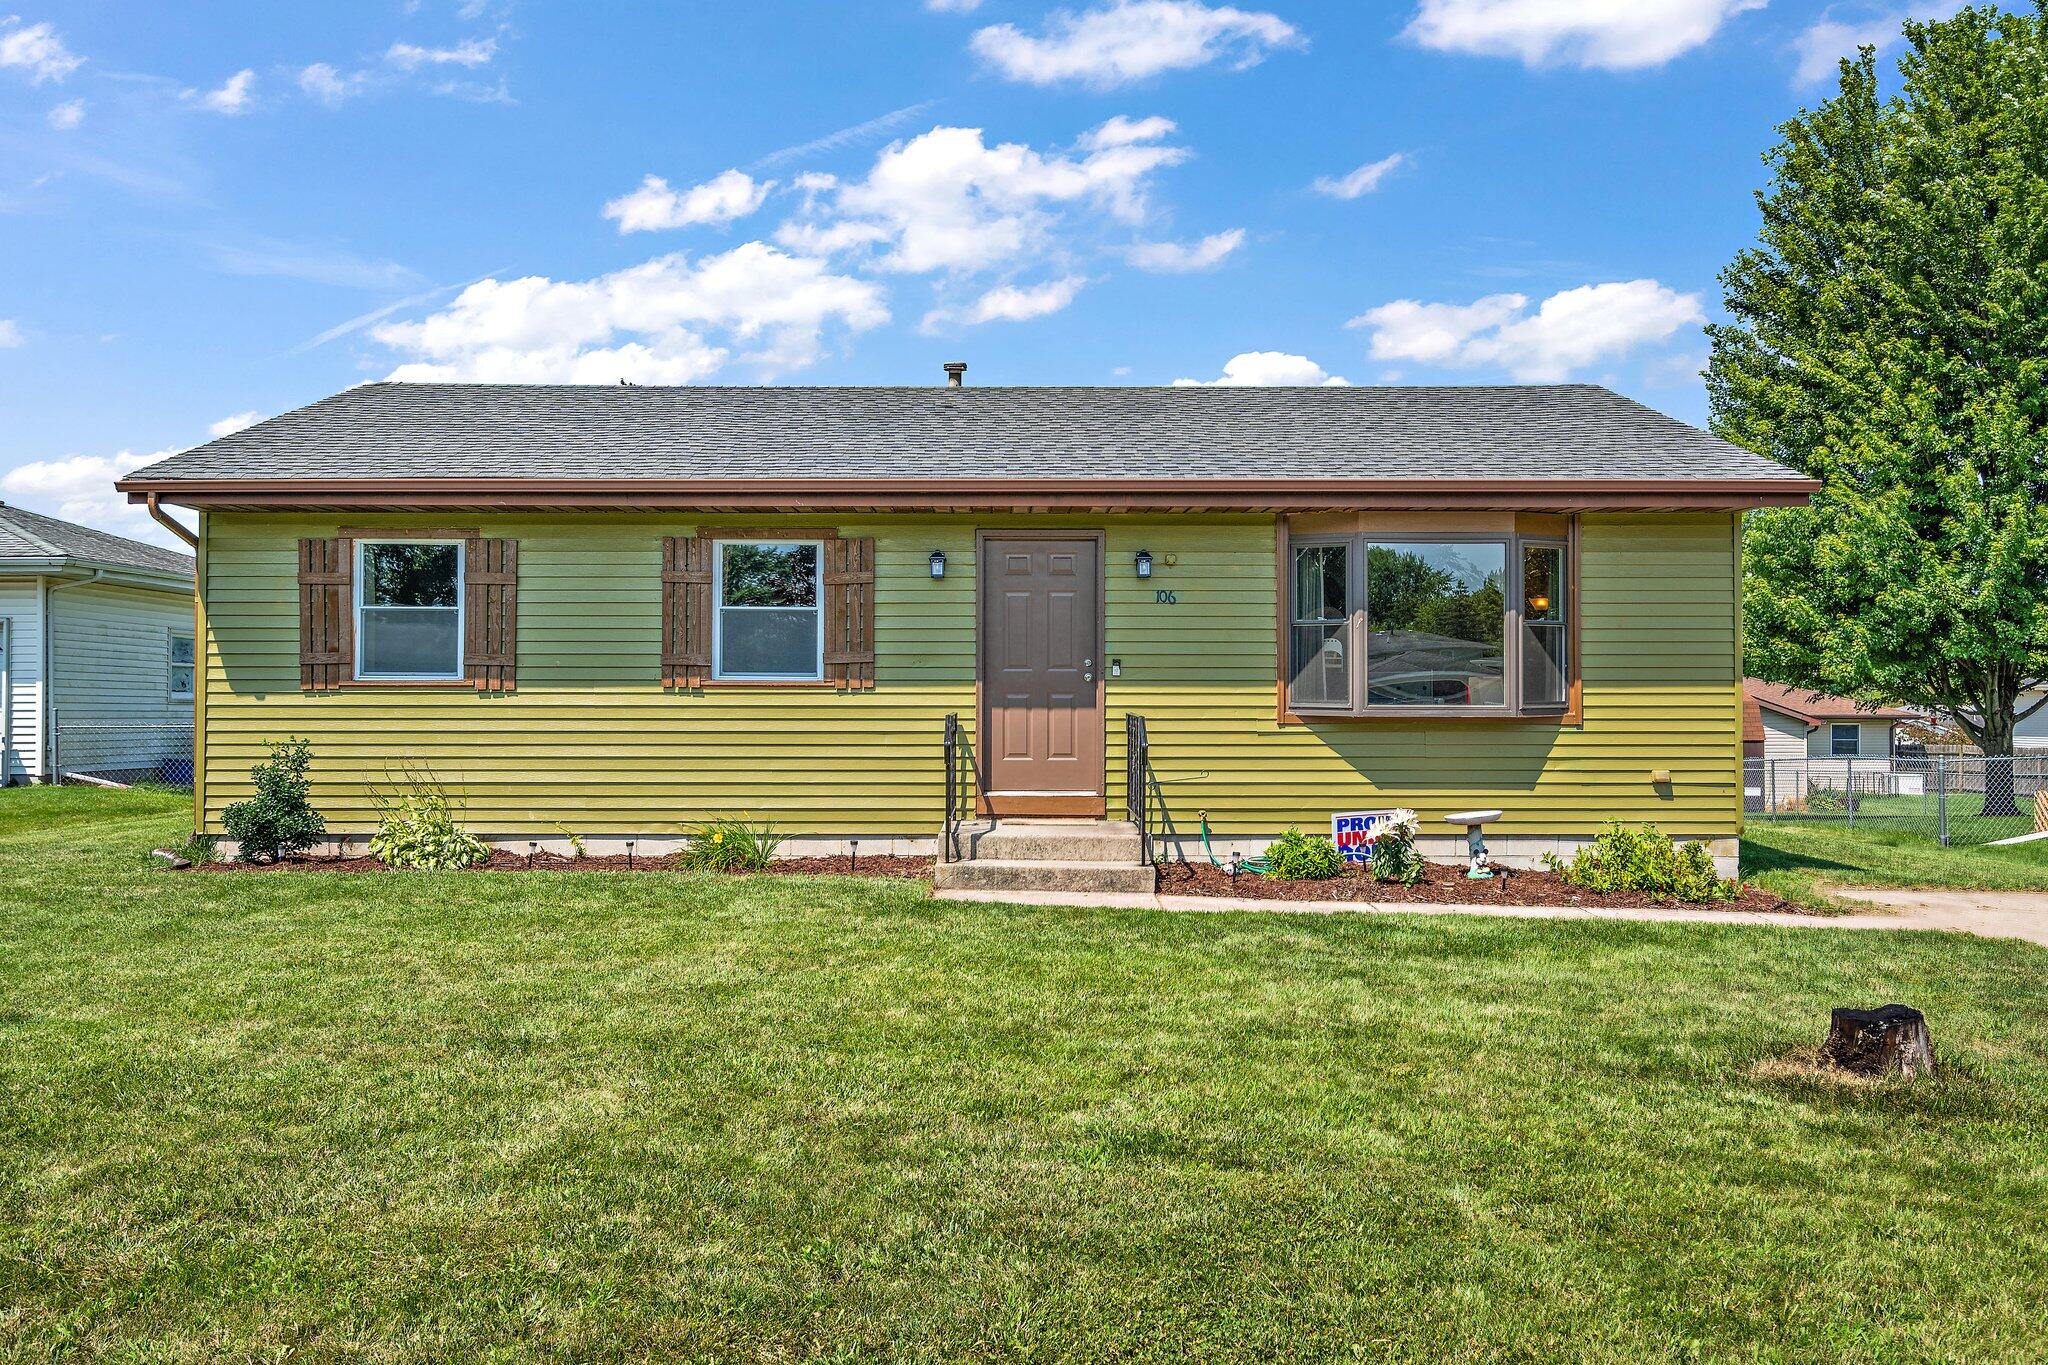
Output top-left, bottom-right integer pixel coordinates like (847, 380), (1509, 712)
(42, 568), (104, 782)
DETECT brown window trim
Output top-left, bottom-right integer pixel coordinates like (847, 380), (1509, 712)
(338, 525), (480, 539)
(1272, 516), (1583, 727)
(695, 526), (841, 540)
(693, 679), (843, 690)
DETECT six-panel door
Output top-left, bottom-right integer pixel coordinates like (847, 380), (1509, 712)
(980, 536), (1104, 814)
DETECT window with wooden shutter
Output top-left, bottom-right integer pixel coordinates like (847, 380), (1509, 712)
(662, 536), (714, 688)
(465, 536), (518, 692)
(298, 536), (353, 691)
(823, 536), (877, 691)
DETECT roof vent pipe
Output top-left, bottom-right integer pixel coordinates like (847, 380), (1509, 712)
(943, 361), (967, 387)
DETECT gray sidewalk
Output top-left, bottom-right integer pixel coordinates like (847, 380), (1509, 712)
(934, 886), (2048, 947)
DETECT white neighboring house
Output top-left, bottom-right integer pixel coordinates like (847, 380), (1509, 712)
(0, 501), (196, 785)
(2017, 689), (2048, 752)
(1742, 678), (1916, 807)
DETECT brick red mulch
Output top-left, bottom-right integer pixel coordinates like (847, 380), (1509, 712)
(1154, 858), (1810, 914)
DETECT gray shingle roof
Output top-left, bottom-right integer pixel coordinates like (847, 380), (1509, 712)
(0, 502), (194, 578)
(127, 382), (1805, 484)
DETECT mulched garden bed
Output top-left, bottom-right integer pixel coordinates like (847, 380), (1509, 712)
(189, 849), (936, 880)
(1154, 857), (1810, 914)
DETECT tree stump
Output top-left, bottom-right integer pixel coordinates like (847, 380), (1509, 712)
(1820, 1004), (1936, 1078)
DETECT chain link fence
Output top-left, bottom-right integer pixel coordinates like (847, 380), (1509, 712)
(1745, 755), (2048, 846)
(51, 717), (194, 788)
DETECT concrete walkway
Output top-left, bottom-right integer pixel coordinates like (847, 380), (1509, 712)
(935, 885), (2048, 947)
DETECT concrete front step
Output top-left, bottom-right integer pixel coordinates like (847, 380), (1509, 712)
(965, 819), (1144, 863)
(932, 857), (1156, 896)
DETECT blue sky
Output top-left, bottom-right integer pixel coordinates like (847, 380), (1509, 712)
(0, 0), (1924, 543)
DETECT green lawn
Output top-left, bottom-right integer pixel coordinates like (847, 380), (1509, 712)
(5, 788), (2048, 1361)
(1743, 820), (2048, 907)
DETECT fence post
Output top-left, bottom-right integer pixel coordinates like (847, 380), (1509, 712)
(47, 706), (57, 785)
(1846, 757), (1855, 830)
(1938, 755), (1949, 847)
(1766, 759), (1776, 821)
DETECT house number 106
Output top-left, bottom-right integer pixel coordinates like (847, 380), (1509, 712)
(1154, 589), (1178, 604)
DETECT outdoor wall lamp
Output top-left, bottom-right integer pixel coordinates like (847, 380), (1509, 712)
(929, 550), (947, 579)
(1135, 549), (1153, 579)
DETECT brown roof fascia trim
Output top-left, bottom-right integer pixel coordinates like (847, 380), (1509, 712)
(120, 475), (1820, 512)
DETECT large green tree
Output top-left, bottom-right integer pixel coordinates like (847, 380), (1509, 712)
(1710, 3), (2048, 813)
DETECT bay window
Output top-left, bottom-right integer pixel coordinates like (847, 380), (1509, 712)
(1286, 530), (1571, 717)
(713, 540), (823, 681)
(356, 540), (463, 680)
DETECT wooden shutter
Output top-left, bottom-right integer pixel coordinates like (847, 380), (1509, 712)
(823, 537), (877, 692)
(298, 537), (353, 691)
(662, 536), (714, 688)
(465, 537), (518, 692)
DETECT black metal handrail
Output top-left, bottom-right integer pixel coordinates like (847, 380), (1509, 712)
(942, 712), (981, 863)
(1126, 713), (1154, 866)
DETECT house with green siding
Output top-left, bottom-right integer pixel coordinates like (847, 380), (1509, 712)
(119, 375), (1814, 885)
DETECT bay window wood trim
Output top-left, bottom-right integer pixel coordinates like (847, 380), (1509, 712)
(1274, 516), (1583, 726)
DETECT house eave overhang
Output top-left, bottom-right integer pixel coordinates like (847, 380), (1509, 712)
(0, 556), (192, 591)
(120, 475), (1821, 514)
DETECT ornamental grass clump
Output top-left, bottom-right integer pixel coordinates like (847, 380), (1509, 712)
(1266, 827), (1344, 881)
(368, 770), (489, 870)
(1369, 808), (1424, 886)
(678, 816), (784, 873)
(1546, 821), (1736, 903)
(221, 738), (325, 863)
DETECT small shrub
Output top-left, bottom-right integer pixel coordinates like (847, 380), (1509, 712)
(1544, 822), (1736, 903)
(1805, 784), (1852, 814)
(554, 823), (587, 860)
(1369, 808), (1425, 886)
(677, 815), (784, 872)
(1266, 827), (1344, 880)
(222, 738), (325, 863)
(172, 832), (219, 866)
(368, 774), (489, 870)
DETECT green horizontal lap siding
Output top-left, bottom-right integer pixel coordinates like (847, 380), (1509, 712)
(1102, 512), (1741, 840)
(201, 510), (1740, 840)
(202, 513), (980, 834)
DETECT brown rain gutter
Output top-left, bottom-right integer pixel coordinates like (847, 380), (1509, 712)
(144, 493), (200, 551)
(120, 475), (1821, 513)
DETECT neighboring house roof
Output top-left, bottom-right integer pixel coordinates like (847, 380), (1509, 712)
(1743, 679), (1915, 732)
(0, 501), (194, 581)
(117, 382), (1817, 512)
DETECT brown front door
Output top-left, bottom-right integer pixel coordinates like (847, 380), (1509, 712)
(980, 536), (1104, 816)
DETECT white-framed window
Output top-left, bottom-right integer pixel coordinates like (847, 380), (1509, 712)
(355, 539), (465, 681)
(1831, 723), (1860, 757)
(168, 629), (196, 700)
(712, 540), (823, 681)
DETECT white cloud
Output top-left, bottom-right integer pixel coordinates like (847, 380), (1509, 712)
(753, 101), (940, 170)
(1312, 152), (1406, 199)
(200, 234), (420, 290)
(0, 451), (183, 547)
(188, 68), (256, 115)
(1791, 10), (1920, 84)
(927, 0), (984, 10)
(972, 0), (1302, 87)
(208, 411), (265, 437)
(1127, 227), (1244, 272)
(1405, 0), (1764, 70)
(0, 318), (22, 347)
(1172, 351), (1349, 386)
(1350, 280), (1704, 381)
(603, 170), (773, 233)
(371, 242), (889, 382)
(386, 37), (498, 69)
(297, 62), (361, 107)
(1081, 113), (1178, 148)
(952, 275), (1088, 327)
(46, 96), (82, 129)
(784, 117), (1188, 275)
(0, 18), (81, 83)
